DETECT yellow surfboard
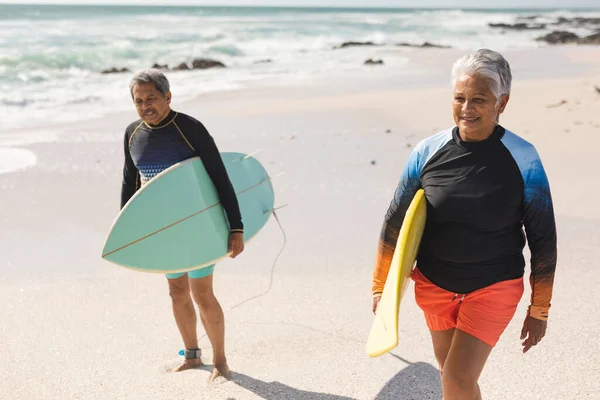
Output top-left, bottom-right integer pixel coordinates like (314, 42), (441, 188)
(366, 189), (427, 358)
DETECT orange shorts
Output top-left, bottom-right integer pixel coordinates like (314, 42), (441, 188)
(411, 267), (524, 347)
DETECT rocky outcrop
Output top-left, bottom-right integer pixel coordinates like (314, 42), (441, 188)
(100, 58), (227, 74)
(191, 58), (226, 69)
(579, 32), (600, 44)
(364, 58), (383, 65)
(536, 31), (600, 45)
(101, 67), (130, 74)
(396, 41), (451, 48)
(535, 31), (580, 44)
(489, 22), (547, 30)
(556, 17), (600, 26)
(334, 41), (379, 49)
(173, 63), (190, 71)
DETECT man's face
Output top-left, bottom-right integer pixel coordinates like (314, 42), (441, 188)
(132, 83), (171, 125)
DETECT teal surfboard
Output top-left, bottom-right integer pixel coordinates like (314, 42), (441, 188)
(101, 152), (275, 274)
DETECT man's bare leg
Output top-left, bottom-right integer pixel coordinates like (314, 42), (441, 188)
(190, 274), (230, 381)
(167, 275), (204, 372)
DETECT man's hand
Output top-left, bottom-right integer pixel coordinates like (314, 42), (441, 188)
(521, 315), (547, 353)
(228, 232), (244, 258)
(372, 295), (382, 315)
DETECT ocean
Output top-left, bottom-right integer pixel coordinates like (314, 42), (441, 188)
(1, 4), (599, 131)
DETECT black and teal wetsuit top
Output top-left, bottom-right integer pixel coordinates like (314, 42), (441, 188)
(121, 109), (243, 232)
(372, 125), (557, 319)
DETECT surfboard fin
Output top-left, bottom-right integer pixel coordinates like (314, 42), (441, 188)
(241, 150), (262, 161)
(264, 204), (288, 215)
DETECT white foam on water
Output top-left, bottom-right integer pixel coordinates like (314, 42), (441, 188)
(0, 147), (37, 175)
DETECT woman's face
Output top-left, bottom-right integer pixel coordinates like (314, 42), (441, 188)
(452, 74), (509, 141)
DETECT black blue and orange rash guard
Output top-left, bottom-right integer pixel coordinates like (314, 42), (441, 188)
(372, 125), (557, 321)
(120, 109), (243, 232)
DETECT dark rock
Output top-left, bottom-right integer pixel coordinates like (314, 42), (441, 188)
(101, 67), (130, 74)
(489, 22), (546, 30)
(371, 160), (377, 165)
(517, 15), (540, 21)
(335, 41), (378, 49)
(173, 63), (190, 71)
(396, 41), (451, 48)
(151, 63), (168, 70)
(556, 17), (600, 26)
(191, 58), (226, 69)
(364, 58), (384, 65)
(536, 31), (580, 44)
(579, 32), (600, 44)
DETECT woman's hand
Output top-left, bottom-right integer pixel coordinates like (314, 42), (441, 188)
(521, 315), (547, 353)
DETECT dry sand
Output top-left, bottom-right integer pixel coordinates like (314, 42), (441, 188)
(1, 46), (599, 399)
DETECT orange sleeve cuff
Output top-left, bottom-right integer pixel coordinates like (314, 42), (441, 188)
(528, 305), (550, 321)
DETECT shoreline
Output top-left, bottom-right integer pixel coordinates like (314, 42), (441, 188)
(1, 46), (599, 144)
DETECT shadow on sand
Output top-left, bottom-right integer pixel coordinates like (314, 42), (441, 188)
(231, 356), (441, 400)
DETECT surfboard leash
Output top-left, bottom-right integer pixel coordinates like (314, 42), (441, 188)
(226, 207), (287, 312)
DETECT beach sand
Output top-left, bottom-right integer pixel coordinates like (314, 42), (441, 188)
(1, 46), (599, 399)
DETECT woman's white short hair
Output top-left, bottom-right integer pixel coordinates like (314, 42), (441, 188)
(451, 49), (512, 103)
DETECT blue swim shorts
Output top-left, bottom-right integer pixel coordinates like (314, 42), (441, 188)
(165, 264), (216, 280)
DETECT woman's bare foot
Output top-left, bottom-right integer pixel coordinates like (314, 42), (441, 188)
(209, 363), (231, 382)
(173, 357), (204, 372)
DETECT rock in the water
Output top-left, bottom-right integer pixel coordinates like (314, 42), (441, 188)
(489, 22), (546, 30)
(517, 15), (541, 21)
(151, 63), (168, 70)
(101, 67), (130, 74)
(335, 41), (378, 49)
(536, 31), (580, 44)
(191, 58), (226, 69)
(173, 63), (190, 71)
(396, 41), (451, 48)
(579, 32), (600, 45)
(556, 17), (600, 26)
(364, 58), (384, 65)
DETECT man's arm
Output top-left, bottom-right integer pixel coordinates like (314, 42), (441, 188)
(372, 148), (423, 297)
(121, 130), (140, 209)
(179, 118), (243, 232)
(522, 153), (558, 321)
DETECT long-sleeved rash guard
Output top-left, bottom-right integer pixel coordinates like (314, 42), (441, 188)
(372, 125), (557, 321)
(121, 109), (243, 233)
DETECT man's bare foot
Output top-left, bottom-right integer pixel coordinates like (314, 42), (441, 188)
(173, 357), (204, 372)
(208, 363), (231, 382)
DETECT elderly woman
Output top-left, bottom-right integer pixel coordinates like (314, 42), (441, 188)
(371, 49), (557, 399)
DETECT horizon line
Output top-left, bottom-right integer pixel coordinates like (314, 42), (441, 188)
(1, 3), (599, 10)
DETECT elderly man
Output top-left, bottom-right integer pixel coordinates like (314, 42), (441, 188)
(121, 69), (244, 380)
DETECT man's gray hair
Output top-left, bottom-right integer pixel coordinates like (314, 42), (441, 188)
(451, 49), (512, 103)
(129, 69), (170, 98)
